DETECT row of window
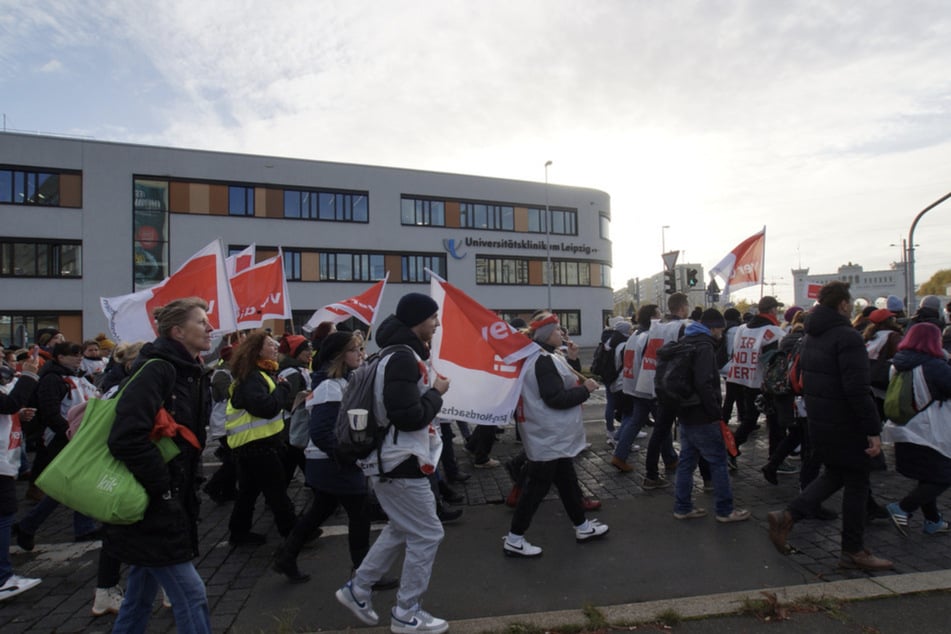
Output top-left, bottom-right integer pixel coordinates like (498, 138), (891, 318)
(475, 256), (611, 288)
(400, 197), (580, 236)
(0, 313), (63, 349)
(280, 250), (446, 283)
(0, 169), (60, 205)
(0, 240), (82, 277)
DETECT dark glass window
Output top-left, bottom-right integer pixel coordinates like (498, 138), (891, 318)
(0, 240), (82, 278)
(475, 256), (529, 284)
(401, 255), (446, 283)
(229, 186), (255, 216)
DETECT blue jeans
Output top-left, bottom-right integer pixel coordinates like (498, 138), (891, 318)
(18, 495), (97, 538)
(614, 396), (653, 461)
(674, 422), (733, 517)
(112, 562), (210, 634)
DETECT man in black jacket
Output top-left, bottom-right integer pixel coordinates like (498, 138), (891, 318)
(672, 309), (750, 523)
(336, 293), (451, 634)
(768, 282), (893, 571)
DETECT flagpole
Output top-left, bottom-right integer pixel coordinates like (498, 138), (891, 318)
(759, 225), (767, 300)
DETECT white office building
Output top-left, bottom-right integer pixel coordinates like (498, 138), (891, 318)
(1, 133), (614, 347)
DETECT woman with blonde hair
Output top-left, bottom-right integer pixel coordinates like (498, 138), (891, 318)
(225, 332), (296, 545)
(106, 297), (213, 632)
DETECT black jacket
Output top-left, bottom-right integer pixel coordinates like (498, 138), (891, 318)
(801, 305), (881, 469)
(534, 343), (590, 410)
(104, 337), (211, 567)
(33, 360), (76, 438)
(678, 327), (722, 425)
(375, 314), (443, 433)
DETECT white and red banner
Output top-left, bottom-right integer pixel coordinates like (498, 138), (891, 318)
(101, 240), (238, 343)
(303, 276), (388, 332)
(230, 251), (292, 329)
(226, 244), (255, 276)
(710, 227), (766, 297)
(429, 276), (540, 426)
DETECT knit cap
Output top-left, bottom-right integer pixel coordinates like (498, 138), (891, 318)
(886, 295), (904, 313)
(700, 308), (726, 329)
(396, 293), (439, 327)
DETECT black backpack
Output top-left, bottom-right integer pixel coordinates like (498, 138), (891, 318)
(333, 344), (413, 468)
(590, 334), (622, 385)
(761, 348), (792, 395)
(654, 340), (700, 407)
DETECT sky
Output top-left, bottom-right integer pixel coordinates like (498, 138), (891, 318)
(3, 0), (951, 306)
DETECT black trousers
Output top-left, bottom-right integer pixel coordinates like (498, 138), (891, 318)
(899, 481), (950, 522)
(510, 457), (585, 535)
(465, 424), (497, 464)
(733, 386), (784, 456)
(229, 437), (297, 537)
(789, 463), (869, 553)
(289, 491), (370, 566)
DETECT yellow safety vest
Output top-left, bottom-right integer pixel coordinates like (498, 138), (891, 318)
(225, 371), (285, 449)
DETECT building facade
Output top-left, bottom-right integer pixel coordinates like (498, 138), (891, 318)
(0, 133), (613, 348)
(792, 262), (907, 309)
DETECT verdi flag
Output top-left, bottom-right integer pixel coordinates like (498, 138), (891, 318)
(230, 251), (292, 329)
(101, 240), (238, 343)
(429, 274), (540, 426)
(709, 227), (766, 297)
(303, 275), (388, 332)
(225, 243), (255, 276)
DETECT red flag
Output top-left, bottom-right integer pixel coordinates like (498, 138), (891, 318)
(226, 244), (255, 276)
(304, 276), (388, 331)
(430, 277), (540, 426)
(230, 252), (291, 329)
(101, 240), (237, 342)
(709, 227), (765, 296)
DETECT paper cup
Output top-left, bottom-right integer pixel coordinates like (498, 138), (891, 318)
(347, 408), (369, 432)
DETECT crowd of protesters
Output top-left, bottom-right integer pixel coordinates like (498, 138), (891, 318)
(4, 284), (951, 632)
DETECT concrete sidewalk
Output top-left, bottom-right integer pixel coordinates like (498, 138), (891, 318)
(5, 395), (951, 632)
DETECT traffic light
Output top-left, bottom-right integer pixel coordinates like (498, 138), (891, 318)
(664, 269), (677, 294)
(686, 268), (698, 288)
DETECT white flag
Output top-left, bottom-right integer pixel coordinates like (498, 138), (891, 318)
(101, 240), (238, 343)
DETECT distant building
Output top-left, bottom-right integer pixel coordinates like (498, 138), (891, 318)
(792, 262), (906, 308)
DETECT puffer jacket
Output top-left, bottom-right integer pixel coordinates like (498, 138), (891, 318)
(104, 337), (210, 567)
(677, 323), (722, 425)
(801, 304), (880, 469)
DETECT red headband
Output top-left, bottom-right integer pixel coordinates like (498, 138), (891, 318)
(529, 314), (559, 331)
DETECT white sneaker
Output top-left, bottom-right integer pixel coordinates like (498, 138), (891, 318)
(0, 574), (42, 602)
(502, 536), (543, 558)
(335, 580), (379, 625)
(92, 585), (124, 616)
(391, 607), (449, 634)
(575, 519), (610, 543)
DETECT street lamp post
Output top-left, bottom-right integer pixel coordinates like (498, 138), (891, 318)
(545, 160), (553, 311)
(907, 191), (951, 308)
(661, 225), (670, 255)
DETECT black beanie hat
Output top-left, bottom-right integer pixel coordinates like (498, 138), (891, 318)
(700, 308), (726, 329)
(396, 292), (439, 328)
(316, 331), (355, 369)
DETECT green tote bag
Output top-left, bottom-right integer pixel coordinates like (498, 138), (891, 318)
(35, 360), (181, 525)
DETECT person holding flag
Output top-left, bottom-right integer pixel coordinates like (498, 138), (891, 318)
(335, 292), (450, 634)
(502, 311), (608, 559)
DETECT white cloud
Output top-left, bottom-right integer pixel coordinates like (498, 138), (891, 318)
(4, 0), (951, 302)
